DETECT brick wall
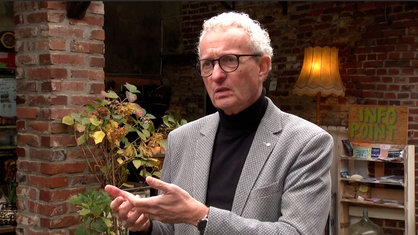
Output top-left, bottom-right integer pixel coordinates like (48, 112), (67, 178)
(10, 1), (418, 234)
(13, 1), (104, 234)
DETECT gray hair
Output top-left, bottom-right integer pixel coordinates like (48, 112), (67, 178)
(198, 12), (273, 60)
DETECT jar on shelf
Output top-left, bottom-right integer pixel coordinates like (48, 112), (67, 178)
(348, 210), (384, 235)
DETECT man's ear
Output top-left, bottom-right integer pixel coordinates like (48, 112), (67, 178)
(258, 55), (271, 80)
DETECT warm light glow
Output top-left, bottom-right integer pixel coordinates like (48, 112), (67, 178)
(294, 46), (345, 97)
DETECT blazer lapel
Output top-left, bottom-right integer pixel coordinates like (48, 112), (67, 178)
(192, 114), (219, 203)
(231, 100), (282, 215)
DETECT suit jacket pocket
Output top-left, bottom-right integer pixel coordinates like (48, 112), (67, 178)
(243, 181), (282, 220)
(249, 181), (282, 199)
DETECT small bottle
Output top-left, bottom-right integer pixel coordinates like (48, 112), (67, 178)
(348, 210), (384, 235)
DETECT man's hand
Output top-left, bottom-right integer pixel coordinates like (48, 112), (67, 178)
(105, 185), (151, 232)
(105, 177), (209, 228)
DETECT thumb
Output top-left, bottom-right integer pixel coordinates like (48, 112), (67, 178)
(146, 177), (170, 193)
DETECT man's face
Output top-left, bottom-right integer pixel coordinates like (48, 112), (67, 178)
(199, 27), (270, 115)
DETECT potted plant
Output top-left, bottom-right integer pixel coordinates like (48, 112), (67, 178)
(62, 83), (186, 234)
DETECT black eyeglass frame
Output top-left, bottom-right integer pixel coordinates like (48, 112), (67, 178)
(196, 54), (261, 77)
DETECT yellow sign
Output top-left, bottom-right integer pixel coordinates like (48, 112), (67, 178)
(348, 105), (408, 145)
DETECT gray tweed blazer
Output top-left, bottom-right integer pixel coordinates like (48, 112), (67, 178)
(151, 97), (333, 235)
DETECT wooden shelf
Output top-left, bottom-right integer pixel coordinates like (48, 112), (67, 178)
(339, 178), (404, 187)
(340, 198), (404, 209)
(339, 155), (404, 164)
(337, 145), (415, 235)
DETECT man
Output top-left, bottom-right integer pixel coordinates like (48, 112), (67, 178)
(105, 11), (333, 235)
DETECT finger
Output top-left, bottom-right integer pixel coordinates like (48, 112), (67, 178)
(105, 185), (135, 199)
(128, 213), (151, 232)
(146, 177), (171, 193)
(109, 196), (125, 211)
(105, 185), (124, 198)
(119, 199), (136, 217)
(123, 207), (142, 227)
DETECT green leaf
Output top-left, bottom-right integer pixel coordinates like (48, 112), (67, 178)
(78, 208), (91, 216)
(90, 116), (100, 126)
(74, 225), (89, 235)
(77, 135), (87, 145)
(111, 113), (123, 121)
(126, 91), (137, 103)
(132, 159), (142, 169)
(124, 83), (140, 93)
(84, 104), (96, 112)
(103, 90), (119, 99)
(62, 115), (74, 125)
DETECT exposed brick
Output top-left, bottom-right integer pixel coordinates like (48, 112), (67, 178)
(39, 215), (78, 229)
(70, 69), (89, 79)
(18, 160), (41, 173)
(90, 29), (105, 41)
(44, 81), (87, 92)
(39, 188), (85, 202)
(17, 133), (40, 147)
(42, 1), (66, 10)
(44, 107), (82, 120)
(90, 82), (105, 94)
(15, 213), (40, 227)
(88, 2), (105, 15)
(66, 147), (89, 159)
(46, 12), (65, 23)
(27, 12), (48, 23)
(16, 54), (37, 65)
(40, 135), (77, 147)
(70, 41), (104, 54)
(28, 121), (49, 133)
(28, 67), (68, 80)
(70, 174), (101, 187)
(50, 122), (68, 134)
(28, 175), (68, 189)
(16, 107), (39, 119)
(70, 95), (97, 106)
(90, 56), (105, 67)
(48, 39), (66, 51)
(16, 184), (39, 201)
(88, 69), (105, 81)
(29, 200), (68, 216)
(16, 146), (26, 158)
(40, 162), (85, 175)
(39, 53), (86, 66)
(29, 147), (66, 162)
(27, 95), (49, 106)
(47, 25), (71, 38)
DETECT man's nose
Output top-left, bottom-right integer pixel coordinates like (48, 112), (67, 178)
(211, 62), (225, 78)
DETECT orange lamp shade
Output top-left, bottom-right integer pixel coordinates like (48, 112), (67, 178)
(294, 46), (344, 97)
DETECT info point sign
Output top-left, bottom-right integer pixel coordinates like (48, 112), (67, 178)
(348, 105), (408, 145)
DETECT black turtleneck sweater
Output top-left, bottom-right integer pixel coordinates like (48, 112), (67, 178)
(206, 90), (268, 211)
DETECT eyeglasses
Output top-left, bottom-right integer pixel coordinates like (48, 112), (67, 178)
(196, 54), (261, 77)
